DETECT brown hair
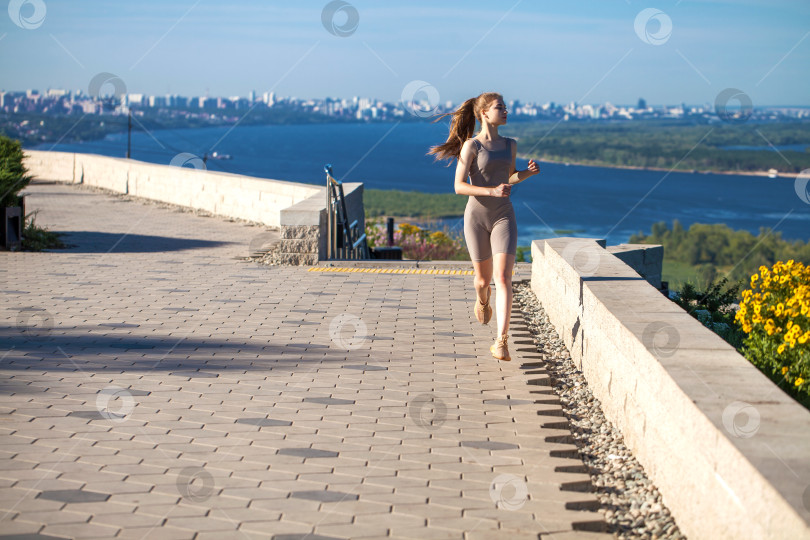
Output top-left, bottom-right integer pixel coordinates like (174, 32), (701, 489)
(427, 92), (503, 165)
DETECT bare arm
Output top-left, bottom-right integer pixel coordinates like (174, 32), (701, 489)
(454, 140), (511, 197)
(507, 138), (540, 184)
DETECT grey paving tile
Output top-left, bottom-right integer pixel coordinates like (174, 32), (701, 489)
(36, 489), (110, 503)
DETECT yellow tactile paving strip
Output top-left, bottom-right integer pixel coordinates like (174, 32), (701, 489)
(309, 266), (475, 275)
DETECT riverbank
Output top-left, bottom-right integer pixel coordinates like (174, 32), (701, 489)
(520, 154), (802, 179)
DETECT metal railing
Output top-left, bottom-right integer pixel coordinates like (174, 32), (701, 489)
(325, 164), (370, 260)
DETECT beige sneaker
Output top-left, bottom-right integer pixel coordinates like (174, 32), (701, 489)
(490, 333), (511, 361)
(474, 286), (492, 325)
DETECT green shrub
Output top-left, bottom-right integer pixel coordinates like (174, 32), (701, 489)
(0, 135), (32, 208)
(21, 211), (68, 251)
(673, 278), (746, 349)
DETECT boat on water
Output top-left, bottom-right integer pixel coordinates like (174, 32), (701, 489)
(767, 168), (779, 179)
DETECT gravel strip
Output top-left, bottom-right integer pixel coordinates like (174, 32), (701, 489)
(514, 282), (686, 540)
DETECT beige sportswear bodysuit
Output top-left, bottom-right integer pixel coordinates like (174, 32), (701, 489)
(463, 137), (518, 262)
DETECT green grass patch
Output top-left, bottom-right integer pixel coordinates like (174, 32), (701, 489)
(21, 212), (69, 251)
(364, 189), (466, 218)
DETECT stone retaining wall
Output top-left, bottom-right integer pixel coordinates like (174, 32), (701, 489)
(23, 150), (366, 264)
(531, 237), (810, 540)
(276, 182), (363, 264)
(23, 150), (322, 227)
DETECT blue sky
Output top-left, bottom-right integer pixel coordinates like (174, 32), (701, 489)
(1, 0), (808, 106)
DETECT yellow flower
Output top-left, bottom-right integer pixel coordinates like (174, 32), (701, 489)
(433, 231), (450, 241)
(795, 378), (805, 387)
(398, 223), (421, 235)
(777, 344), (786, 354)
(781, 366), (789, 375)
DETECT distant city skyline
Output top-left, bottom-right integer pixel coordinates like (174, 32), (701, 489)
(1, 1), (809, 107)
(5, 87), (810, 111)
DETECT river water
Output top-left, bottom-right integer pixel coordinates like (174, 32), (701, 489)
(35, 121), (810, 246)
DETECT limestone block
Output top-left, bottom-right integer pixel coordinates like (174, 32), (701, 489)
(275, 252), (317, 265)
(281, 225), (319, 241)
(278, 239), (318, 254)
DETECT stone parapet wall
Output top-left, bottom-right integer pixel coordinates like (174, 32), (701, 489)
(23, 150), (321, 227)
(531, 237), (810, 540)
(607, 243), (664, 289)
(274, 183), (363, 264)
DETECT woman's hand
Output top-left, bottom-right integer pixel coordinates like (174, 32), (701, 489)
(490, 183), (512, 197)
(527, 159), (540, 176)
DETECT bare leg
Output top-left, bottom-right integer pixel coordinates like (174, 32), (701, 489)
(472, 258), (493, 304)
(492, 253), (515, 336)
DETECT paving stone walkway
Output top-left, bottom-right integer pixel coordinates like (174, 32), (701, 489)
(0, 181), (610, 539)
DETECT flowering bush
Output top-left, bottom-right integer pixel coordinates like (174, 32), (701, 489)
(365, 218), (469, 261)
(735, 260), (810, 402)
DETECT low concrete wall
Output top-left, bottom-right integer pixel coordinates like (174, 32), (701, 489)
(23, 150), (322, 228)
(277, 183), (364, 264)
(531, 237), (810, 540)
(607, 243), (664, 290)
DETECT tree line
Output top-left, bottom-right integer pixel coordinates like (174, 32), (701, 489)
(630, 220), (810, 291)
(505, 120), (810, 174)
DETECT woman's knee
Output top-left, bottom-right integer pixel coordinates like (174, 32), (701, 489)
(493, 272), (511, 288)
(474, 275), (490, 290)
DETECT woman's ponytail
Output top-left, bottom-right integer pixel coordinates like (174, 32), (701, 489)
(427, 92), (502, 165)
